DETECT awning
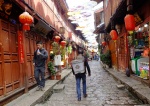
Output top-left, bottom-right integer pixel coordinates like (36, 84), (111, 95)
(93, 23), (105, 34)
(31, 20), (53, 38)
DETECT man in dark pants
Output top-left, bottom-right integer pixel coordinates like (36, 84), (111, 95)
(72, 51), (91, 101)
(33, 41), (48, 91)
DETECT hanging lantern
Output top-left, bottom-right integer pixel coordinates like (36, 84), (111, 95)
(102, 41), (107, 46)
(54, 36), (60, 42)
(124, 14), (135, 31)
(19, 12), (33, 31)
(60, 41), (66, 47)
(110, 30), (118, 40)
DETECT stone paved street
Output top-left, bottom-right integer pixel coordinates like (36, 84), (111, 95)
(37, 61), (142, 106)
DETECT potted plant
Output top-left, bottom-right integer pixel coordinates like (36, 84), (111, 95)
(48, 61), (56, 80)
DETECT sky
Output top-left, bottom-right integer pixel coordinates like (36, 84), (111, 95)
(66, 0), (91, 8)
(66, 0), (103, 48)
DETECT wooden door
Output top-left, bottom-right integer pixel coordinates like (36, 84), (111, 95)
(25, 32), (36, 87)
(109, 40), (117, 69)
(25, 33), (50, 87)
(0, 20), (22, 96)
(118, 35), (127, 71)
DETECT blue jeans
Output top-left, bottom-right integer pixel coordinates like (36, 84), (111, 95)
(76, 74), (86, 99)
(34, 67), (45, 87)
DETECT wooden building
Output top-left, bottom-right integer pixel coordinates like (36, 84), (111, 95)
(104, 0), (150, 72)
(0, 0), (85, 105)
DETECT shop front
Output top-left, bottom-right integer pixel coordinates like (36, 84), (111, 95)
(126, 0), (150, 84)
(0, 0), (55, 105)
(105, 0), (150, 85)
(130, 22), (150, 80)
(0, 1), (25, 103)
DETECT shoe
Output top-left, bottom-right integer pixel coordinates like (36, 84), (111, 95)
(36, 86), (41, 91)
(78, 98), (81, 101)
(40, 86), (45, 91)
(83, 94), (87, 98)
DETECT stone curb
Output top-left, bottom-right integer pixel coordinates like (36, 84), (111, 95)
(30, 72), (71, 106)
(31, 70), (71, 106)
(102, 66), (150, 104)
(6, 69), (72, 106)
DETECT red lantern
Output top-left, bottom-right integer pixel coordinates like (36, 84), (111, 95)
(102, 42), (107, 46)
(54, 36), (60, 42)
(110, 30), (118, 40)
(19, 12), (33, 30)
(60, 41), (66, 47)
(124, 14), (135, 31)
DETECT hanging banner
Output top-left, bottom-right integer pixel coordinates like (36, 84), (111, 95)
(18, 31), (24, 63)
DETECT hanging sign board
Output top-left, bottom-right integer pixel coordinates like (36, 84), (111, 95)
(32, 20), (52, 38)
(18, 31), (24, 63)
(134, 13), (143, 26)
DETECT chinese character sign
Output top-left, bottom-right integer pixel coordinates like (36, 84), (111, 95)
(18, 31), (24, 63)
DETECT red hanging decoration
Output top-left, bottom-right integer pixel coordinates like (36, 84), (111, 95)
(124, 14), (135, 31)
(19, 12), (33, 31)
(60, 41), (66, 47)
(102, 41), (107, 46)
(110, 30), (118, 40)
(54, 36), (61, 42)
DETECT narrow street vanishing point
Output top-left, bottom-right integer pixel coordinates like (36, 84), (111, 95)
(36, 61), (142, 106)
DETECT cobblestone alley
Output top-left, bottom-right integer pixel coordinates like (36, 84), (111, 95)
(37, 61), (142, 106)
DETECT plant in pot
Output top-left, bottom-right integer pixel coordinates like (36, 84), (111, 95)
(48, 61), (56, 80)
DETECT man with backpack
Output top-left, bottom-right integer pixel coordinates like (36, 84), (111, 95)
(72, 51), (91, 101)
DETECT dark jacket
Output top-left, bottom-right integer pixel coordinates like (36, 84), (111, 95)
(33, 48), (48, 67)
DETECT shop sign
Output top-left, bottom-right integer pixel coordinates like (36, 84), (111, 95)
(18, 31), (24, 63)
(32, 20), (52, 37)
(134, 13), (143, 26)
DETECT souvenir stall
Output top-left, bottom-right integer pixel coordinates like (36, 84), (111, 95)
(129, 22), (149, 79)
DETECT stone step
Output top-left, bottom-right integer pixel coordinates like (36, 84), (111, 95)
(117, 84), (125, 89)
(53, 84), (65, 93)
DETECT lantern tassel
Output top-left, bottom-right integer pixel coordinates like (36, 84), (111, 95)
(23, 24), (30, 30)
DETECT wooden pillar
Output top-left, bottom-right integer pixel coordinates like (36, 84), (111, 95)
(22, 31), (29, 92)
(115, 40), (119, 71)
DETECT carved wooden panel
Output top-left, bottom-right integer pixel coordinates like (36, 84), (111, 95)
(0, 20), (22, 96)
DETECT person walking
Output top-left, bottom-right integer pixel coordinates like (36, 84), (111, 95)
(83, 49), (91, 73)
(72, 51), (91, 101)
(33, 41), (48, 91)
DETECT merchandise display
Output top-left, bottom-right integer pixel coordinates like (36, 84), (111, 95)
(130, 23), (149, 80)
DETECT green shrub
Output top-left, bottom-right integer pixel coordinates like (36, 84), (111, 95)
(48, 61), (56, 75)
(100, 50), (112, 67)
